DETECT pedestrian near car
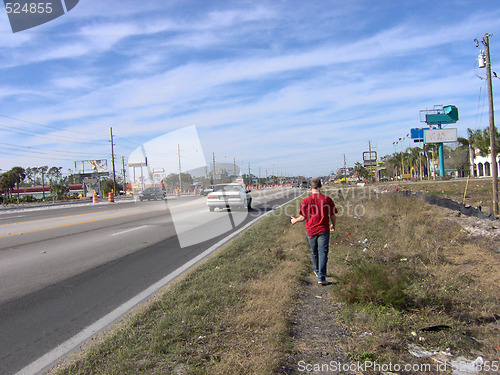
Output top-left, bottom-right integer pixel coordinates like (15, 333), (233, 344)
(290, 178), (337, 285)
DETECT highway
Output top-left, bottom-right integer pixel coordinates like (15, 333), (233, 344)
(0, 187), (300, 375)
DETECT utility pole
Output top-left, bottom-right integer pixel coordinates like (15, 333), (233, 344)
(343, 154), (347, 183)
(368, 140), (373, 182)
(211, 152), (215, 185)
(399, 137), (405, 176)
(110, 127), (116, 194)
(483, 33), (499, 216)
(122, 156), (127, 193)
(248, 162), (251, 186)
(177, 144), (182, 192)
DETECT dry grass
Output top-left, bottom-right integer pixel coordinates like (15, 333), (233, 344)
(326, 185), (500, 370)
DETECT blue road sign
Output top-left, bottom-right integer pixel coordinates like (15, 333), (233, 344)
(410, 128), (424, 140)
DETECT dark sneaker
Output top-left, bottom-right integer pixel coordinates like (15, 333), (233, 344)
(318, 280), (332, 286)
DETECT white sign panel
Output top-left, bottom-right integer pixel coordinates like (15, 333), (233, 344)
(424, 128), (458, 143)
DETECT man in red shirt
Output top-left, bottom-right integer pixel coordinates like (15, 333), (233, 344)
(291, 178), (337, 285)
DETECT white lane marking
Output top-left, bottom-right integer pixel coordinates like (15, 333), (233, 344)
(16, 198), (294, 375)
(111, 225), (148, 236)
(0, 215), (26, 220)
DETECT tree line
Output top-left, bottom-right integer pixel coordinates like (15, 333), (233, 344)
(0, 166), (68, 201)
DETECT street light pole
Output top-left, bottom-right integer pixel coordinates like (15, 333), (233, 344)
(110, 127), (117, 194)
(399, 137), (404, 175)
(393, 141), (398, 179)
(177, 144), (182, 192)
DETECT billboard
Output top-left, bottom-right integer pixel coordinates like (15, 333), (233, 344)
(424, 128), (457, 144)
(363, 151), (377, 168)
(363, 151), (377, 161)
(88, 160), (108, 172)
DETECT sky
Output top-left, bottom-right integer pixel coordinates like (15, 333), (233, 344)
(0, 0), (499, 178)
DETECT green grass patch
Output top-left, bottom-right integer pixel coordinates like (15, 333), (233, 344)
(337, 260), (414, 309)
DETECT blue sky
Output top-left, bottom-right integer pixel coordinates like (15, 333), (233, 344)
(0, 0), (499, 178)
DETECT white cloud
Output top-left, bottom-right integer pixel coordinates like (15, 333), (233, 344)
(1, 1), (499, 175)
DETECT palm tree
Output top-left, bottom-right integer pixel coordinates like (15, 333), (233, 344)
(0, 170), (17, 199)
(386, 153), (401, 180)
(423, 144), (438, 179)
(10, 167), (26, 202)
(39, 166), (48, 199)
(473, 127), (500, 157)
(353, 162), (369, 180)
(407, 147), (423, 179)
(25, 167), (35, 186)
(29, 166), (42, 186)
(47, 167), (62, 185)
(457, 128), (477, 177)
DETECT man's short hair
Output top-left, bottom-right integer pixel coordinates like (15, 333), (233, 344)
(311, 178), (322, 189)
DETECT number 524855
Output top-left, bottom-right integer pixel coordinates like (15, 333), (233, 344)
(5, 2), (53, 14)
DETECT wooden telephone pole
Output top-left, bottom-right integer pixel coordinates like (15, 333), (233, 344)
(482, 33), (499, 216)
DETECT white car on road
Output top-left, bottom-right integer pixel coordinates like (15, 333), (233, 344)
(206, 183), (252, 211)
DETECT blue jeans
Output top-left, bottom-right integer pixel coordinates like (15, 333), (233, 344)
(306, 231), (330, 282)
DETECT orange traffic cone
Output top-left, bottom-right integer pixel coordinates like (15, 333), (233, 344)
(176, 188), (180, 197)
(108, 191), (114, 203)
(93, 192), (98, 203)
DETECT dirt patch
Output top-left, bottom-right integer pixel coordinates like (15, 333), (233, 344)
(448, 210), (500, 253)
(282, 275), (354, 375)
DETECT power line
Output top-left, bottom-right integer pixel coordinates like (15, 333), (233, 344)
(114, 135), (143, 147)
(0, 114), (100, 137)
(0, 150), (88, 162)
(0, 123), (107, 145)
(0, 142), (106, 157)
(474, 80), (487, 129)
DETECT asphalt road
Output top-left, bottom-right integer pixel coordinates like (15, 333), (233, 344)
(0, 187), (301, 375)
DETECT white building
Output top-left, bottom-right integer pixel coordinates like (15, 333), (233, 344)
(473, 149), (500, 177)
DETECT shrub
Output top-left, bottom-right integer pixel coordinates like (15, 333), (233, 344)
(335, 260), (413, 310)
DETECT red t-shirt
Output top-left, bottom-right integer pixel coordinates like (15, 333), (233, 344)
(299, 192), (338, 237)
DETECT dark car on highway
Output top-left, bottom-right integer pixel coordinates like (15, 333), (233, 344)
(201, 185), (215, 196)
(139, 187), (165, 201)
